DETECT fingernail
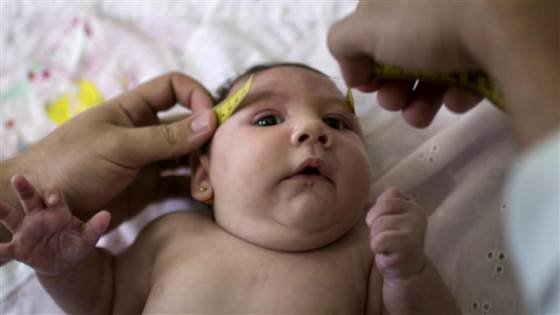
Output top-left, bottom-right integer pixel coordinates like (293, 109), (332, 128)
(191, 111), (211, 133)
(47, 193), (58, 205)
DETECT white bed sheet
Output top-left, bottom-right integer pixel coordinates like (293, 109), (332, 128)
(0, 2), (523, 314)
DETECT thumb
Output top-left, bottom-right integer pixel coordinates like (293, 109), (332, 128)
(328, 15), (379, 90)
(121, 110), (217, 165)
(82, 210), (112, 246)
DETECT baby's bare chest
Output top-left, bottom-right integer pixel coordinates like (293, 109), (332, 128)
(143, 227), (373, 314)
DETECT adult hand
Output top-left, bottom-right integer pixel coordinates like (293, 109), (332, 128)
(329, 1), (559, 149)
(328, 1), (484, 128)
(1, 72), (218, 235)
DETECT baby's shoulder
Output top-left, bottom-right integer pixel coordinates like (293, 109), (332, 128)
(141, 210), (215, 248)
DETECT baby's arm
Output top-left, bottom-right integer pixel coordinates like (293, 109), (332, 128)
(0, 175), (157, 314)
(365, 188), (461, 315)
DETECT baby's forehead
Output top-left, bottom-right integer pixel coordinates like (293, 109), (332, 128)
(229, 67), (345, 101)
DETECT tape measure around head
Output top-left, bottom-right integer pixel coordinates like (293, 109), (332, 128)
(213, 74), (255, 124)
(213, 74), (356, 124)
(346, 89), (355, 113)
(372, 65), (504, 111)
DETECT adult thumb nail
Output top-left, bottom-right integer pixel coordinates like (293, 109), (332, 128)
(191, 111), (211, 133)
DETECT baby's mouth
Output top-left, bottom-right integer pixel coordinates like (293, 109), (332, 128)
(287, 158), (333, 183)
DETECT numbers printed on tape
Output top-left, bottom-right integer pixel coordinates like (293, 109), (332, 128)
(373, 65), (504, 110)
(214, 75), (255, 124)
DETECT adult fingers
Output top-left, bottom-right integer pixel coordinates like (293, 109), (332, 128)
(401, 81), (445, 128)
(338, 57), (381, 92)
(443, 86), (483, 113)
(0, 200), (22, 234)
(10, 175), (45, 214)
(82, 210), (111, 246)
(328, 12), (379, 89)
(336, 55), (382, 93)
(376, 80), (415, 111)
(111, 72), (213, 127)
(159, 112), (190, 125)
(120, 110), (217, 165)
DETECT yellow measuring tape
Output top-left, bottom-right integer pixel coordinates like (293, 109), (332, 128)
(213, 65), (502, 125)
(372, 65), (504, 110)
(213, 74), (355, 125)
(213, 75), (255, 125)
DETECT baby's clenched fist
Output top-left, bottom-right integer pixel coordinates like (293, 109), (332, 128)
(366, 188), (427, 279)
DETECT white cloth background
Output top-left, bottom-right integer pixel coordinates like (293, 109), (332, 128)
(0, 2), (523, 314)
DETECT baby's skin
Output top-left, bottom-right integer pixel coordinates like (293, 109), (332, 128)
(0, 67), (460, 314)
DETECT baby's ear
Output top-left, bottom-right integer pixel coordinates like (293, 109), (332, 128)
(190, 151), (213, 204)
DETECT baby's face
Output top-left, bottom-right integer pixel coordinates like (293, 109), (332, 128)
(199, 67), (372, 251)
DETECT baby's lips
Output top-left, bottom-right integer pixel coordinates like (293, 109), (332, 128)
(290, 157), (333, 183)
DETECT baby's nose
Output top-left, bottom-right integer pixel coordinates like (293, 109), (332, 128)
(291, 119), (331, 148)
(297, 133), (328, 144)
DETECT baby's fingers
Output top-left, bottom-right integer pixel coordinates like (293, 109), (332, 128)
(371, 232), (412, 271)
(369, 215), (411, 238)
(366, 188), (419, 225)
(82, 211), (111, 246)
(11, 175), (45, 214)
(369, 230), (406, 255)
(0, 200), (23, 234)
(376, 187), (411, 203)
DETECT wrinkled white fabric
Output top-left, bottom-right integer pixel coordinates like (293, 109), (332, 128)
(506, 131), (560, 315)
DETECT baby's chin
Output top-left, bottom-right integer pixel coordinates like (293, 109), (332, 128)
(215, 214), (359, 252)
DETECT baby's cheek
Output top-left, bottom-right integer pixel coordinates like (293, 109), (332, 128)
(349, 150), (372, 184)
(344, 153), (372, 204)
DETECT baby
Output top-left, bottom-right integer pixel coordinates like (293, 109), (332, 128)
(0, 64), (460, 314)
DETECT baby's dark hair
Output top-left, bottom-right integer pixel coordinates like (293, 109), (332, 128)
(212, 62), (328, 105)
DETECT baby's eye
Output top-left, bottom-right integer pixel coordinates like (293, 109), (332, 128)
(323, 117), (349, 130)
(254, 114), (283, 127)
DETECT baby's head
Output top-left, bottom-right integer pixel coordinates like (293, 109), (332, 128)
(190, 63), (372, 251)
